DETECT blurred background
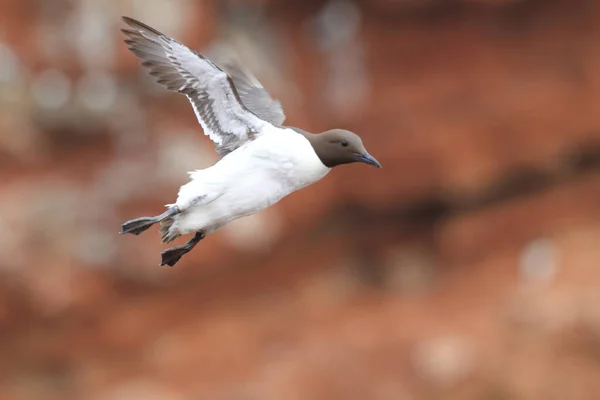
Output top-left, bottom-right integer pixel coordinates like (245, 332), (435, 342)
(1, 0), (600, 399)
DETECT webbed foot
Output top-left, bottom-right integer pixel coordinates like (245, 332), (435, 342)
(160, 231), (205, 267)
(120, 207), (180, 236)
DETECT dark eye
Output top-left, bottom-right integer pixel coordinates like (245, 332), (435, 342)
(341, 141), (349, 147)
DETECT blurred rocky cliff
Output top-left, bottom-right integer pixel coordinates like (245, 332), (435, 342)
(1, 0), (600, 399)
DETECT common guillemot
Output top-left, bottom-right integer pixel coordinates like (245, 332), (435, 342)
(119, 17), (381, 266)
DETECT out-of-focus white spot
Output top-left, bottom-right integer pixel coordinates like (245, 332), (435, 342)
(92, 159), (152, 204)
(307, 0), (368, 119)
(72, 0), (115, 68)
(28, 180), (81, 225)
(312, 0), (362, 52)
(386, 247), (436, 293)
(222, 211), (281, 252)
(0, 117), (42, 163)
(131, 0), (188, 38)
(0, 215), (21, 271)
(0, 43), (19, 84)
(412, 336), (473, 387)
(31, 69), (71, 110)
(156, 131), (216, 182)
(324, 46), (369, 118)
(519, 237), (559, 285)
(90, 380), (184, 400)
(108, 93), (150, 152)
(72, 230), (117, 266)
(77, 70), (118, 112)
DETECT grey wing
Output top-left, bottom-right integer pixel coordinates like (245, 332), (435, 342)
(218, 59), (286, 126)
(121, 17), (272, 156)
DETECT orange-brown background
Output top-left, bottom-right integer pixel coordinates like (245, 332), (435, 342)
(1, 0), (600, 399)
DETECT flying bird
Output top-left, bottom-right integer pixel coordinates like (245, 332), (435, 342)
(119, 16), (381, 267)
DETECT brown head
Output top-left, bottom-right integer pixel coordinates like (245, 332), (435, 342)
(300, 128), (382, 169)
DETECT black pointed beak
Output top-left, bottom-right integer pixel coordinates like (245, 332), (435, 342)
(354, 152), (382, 168)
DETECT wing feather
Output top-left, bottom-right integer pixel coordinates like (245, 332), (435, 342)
(217, 57), (286, 126)
(121, 17), (271, 156)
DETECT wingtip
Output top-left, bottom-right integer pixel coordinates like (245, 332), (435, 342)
(121, 16), (144, 32)
(120, 16), (164, 37)
(122, 16), (135, 25)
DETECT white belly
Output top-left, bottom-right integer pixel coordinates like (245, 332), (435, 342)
(172, 128), (330, 235)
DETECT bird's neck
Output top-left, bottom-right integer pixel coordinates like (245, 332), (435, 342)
(286, 126), (314, 139)
(286, 126), (333, 168)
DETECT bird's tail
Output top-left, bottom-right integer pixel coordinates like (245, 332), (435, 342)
(160, 216), (180, 243)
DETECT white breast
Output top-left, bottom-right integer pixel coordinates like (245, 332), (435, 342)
(256, 126), (331, 190)
(173, 127), (331, 235)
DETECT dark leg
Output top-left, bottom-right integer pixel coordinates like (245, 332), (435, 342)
(120, 207), (180, 236)
(160, 231), (205, 267)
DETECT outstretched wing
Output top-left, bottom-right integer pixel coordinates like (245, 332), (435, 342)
(121, 16), (272, 156)
(218, 57), (286, 126)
